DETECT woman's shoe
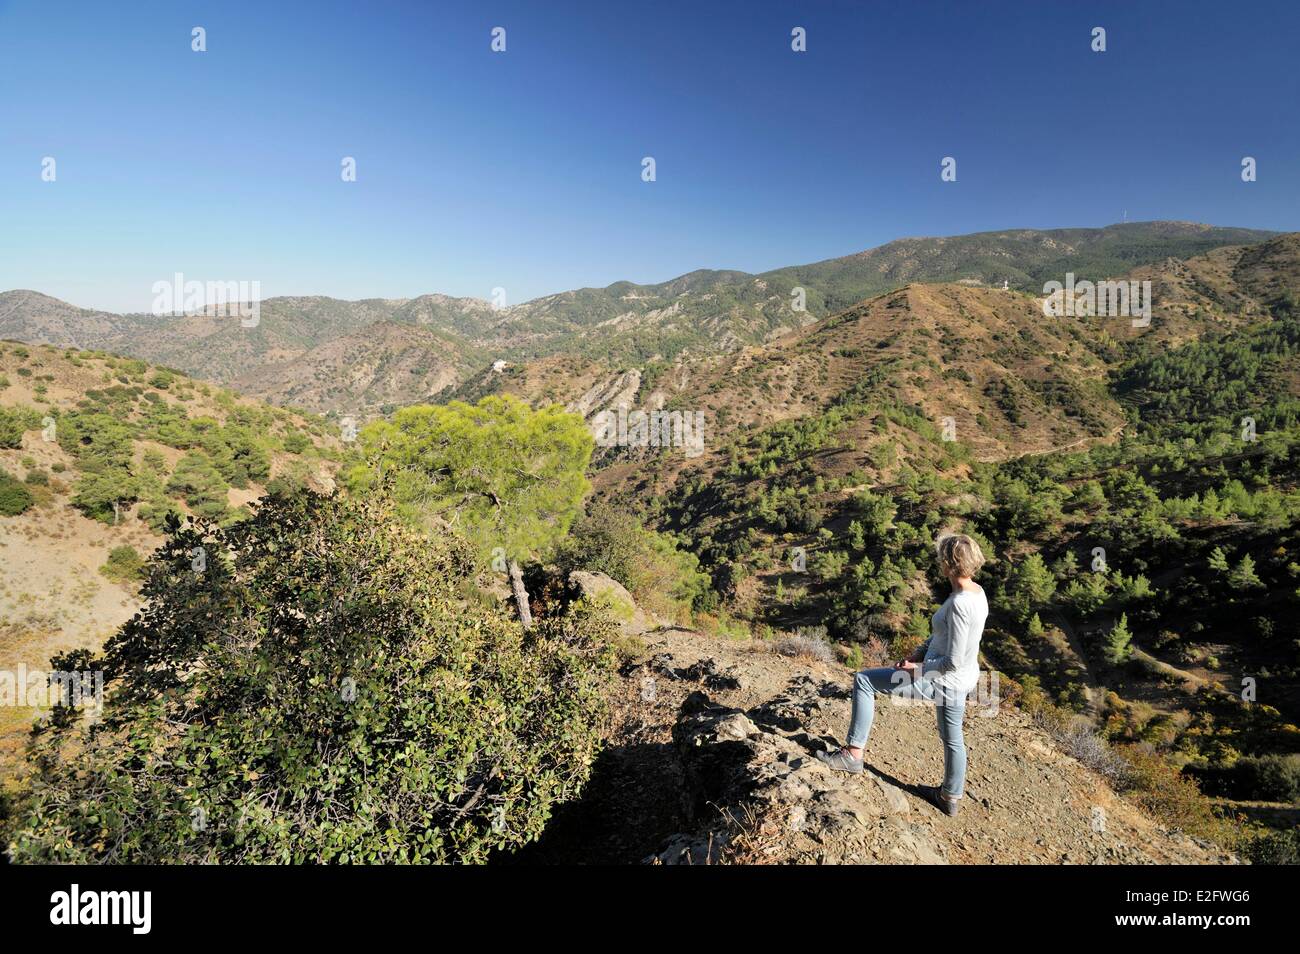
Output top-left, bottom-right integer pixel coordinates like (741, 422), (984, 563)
(816, 748), (864, 774)
(923, 785), (960, 816)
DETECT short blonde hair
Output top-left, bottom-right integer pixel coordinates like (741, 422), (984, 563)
(936, 533), (985, 578)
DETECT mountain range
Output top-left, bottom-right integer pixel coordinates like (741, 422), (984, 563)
(0, 221), (1278, 417)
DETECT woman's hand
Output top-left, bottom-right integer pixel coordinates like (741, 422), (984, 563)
(894, 659), (918, 672)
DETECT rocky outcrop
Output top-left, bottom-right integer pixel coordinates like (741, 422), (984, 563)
(619, 630), (1237, 866)
(567, 570), (656, 636)
(649, 675), (950, 865)
(565, 369), (642, 420)
(512, 628), (1237, 866)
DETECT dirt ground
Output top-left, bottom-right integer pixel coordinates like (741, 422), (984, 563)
(512, 628), (1236, 865)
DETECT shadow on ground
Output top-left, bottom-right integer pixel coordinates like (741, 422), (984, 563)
(494, 740), (687, 865)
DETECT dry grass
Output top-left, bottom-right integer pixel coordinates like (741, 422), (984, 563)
(1031, 706), (1240, 850)
(772, 633), (835, 664)
(1034, 710), (1135, 787)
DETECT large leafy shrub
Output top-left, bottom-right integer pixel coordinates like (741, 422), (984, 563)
(57, 410), (134, 470)
(1232, 754), (1300, 803)
(99, 544), (145, 582)
(7, 489), (615, 863)
(165, 451), (229, 520)
(70, 470), (139, 522)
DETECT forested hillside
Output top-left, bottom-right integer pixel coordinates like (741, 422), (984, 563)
(599, 272), (1300, 853)
(0, 341), (340, 782)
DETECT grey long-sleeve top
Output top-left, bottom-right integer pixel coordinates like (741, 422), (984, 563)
(921, 586), (988, 694)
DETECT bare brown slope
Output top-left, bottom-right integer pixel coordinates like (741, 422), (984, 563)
(671, 282), (1126, 461)
(0, 291), (140, 349)
(1119, 232), (1300, 337)
(231, 320), (481, 416)
(535, 280), (1129, 509)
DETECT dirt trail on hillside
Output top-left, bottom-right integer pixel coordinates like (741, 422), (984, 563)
(984, 422), (1128, 464)
(515, 629), (1234, 865)
(1043, 608), (1104, 717)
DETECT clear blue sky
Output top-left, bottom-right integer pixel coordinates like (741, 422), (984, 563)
(1, 0), (1297, 312)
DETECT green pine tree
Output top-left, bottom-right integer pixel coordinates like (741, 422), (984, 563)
(1229, 554), (1263, 589)
(1051, 550), (1079, 580)
(1006, 552), (1056, 621)
(1104, 613), (1133, 664)
(349, 395), (593, 628)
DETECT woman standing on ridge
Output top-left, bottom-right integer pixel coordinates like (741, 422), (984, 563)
(817, 533), (989, 816)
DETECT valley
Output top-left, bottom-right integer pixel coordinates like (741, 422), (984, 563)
(2, 221), (1298, 862)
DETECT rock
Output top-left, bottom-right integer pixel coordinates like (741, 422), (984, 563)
(645, 832), (722, 865)
(817, 680), (850, 700)
(882, 819), (948, 865)
(777, 775), (815, 802)
(874, 776), (912, 816)
(812, 790), (876, 829)
(756, 733), (803, 757)
(568, 570), (654, 635)
(671, 695), (762, 821)
(682, 657), (742, 691)
(566, 369), (643, 420)
(749, 692), (819, 732)
(715, 712), (759, 741)
(787, 805), (808, 833)
(679, 690), (716, 716)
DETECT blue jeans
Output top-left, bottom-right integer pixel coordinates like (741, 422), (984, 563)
(846, 667), (967, 799)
